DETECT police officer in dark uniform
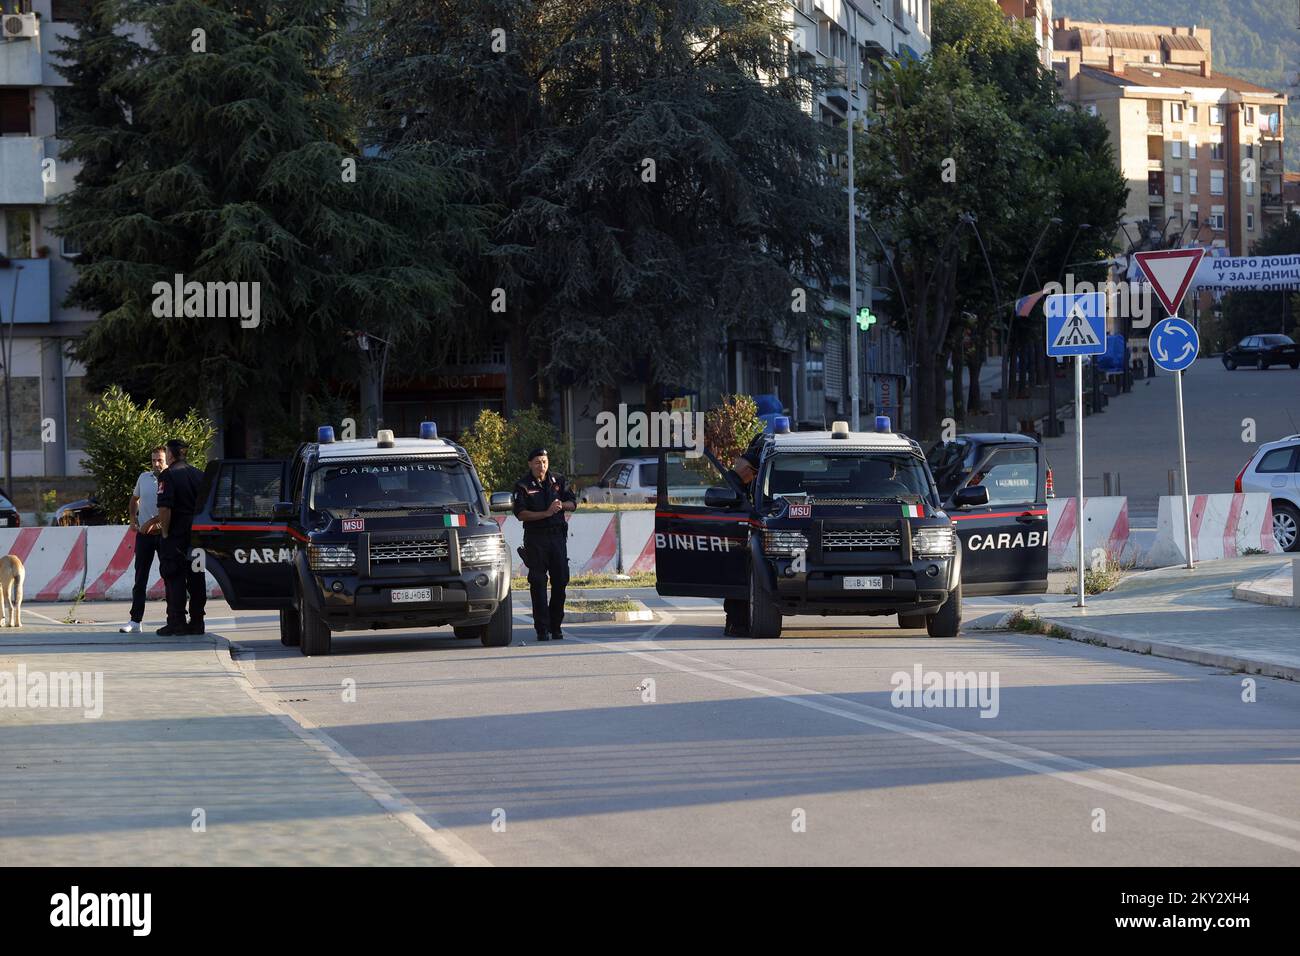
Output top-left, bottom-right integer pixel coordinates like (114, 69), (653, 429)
(511, 448), (576, 642)
(723, 431), (766, 636)
(156, 438), (207, 636)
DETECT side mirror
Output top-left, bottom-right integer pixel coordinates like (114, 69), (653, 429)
(272, 501), (296, 520)
(704, 485), (742, 509)
(953, 486), (990, 509)
(489, 491), (514, 513)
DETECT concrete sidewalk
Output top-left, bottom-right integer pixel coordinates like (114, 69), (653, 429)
(1023, 555), (1300, 681)
(0, 624), (457, 866)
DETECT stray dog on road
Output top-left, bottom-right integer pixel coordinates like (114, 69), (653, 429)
(0, 553), (24, 627)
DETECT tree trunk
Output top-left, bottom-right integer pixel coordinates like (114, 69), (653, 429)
(951, 346), (964, 425)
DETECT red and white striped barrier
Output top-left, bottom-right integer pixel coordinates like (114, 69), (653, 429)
(82, 527), (222, 601)
(495, 513), (624, 576)
(1148, 493), (1276, 566)
(1046, 497), (1130, 570)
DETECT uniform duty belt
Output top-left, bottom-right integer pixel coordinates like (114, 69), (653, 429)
(523, 525), (567, 536)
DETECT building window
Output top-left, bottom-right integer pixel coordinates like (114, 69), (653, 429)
(0, 89), (30, 136)
(51, 0), (91, 20)
(0, 378), (41, 451)
(1244, 106), (1255, 125)
(1188, 106), (1198, 124)
(1190, 170), (1198, 194)
(1247, 212), (1255, 230)
(1245, 178), (1254, 197)
(1172, 174), (1182, 193)
(1210, 169), (1224, 195)
(1210, 207), (1224, 229)
(1210, 142), (1224, 161)
(64, 376), (92, 449)
(60, 235), (82, 258)
(4, 210), (31, 258)
(1171, 141), (1182, 159)
(1188, 206), (1199, 226)
(1084, 102), (1097, 116)
(1210, 105), (1225, 125)
(1188, 140), (1197, 159)
(1171, 103), (1183, 122)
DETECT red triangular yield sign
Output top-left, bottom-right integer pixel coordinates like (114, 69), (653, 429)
(1134, 248), (1205, 317)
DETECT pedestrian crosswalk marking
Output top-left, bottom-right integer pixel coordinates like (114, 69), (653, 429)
(1052, 302), (1102, 349)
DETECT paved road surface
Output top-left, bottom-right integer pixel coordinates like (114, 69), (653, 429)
(1041, 359), (1300, 524)
(207, 595), (1300, 866)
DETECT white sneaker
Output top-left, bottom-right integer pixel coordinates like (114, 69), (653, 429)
(119, 620), (141, 634)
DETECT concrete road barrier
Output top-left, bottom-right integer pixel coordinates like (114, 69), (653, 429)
(1046, 497), (1130, 570)
(1147, 493), (1276, 566)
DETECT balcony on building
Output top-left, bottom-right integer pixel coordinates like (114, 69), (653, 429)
(0, 136), (47, 205)
(0, 13), (41, 86)
(1259, 110), (1282, 139)
(0, 256), (51, 324)
(1146, 104), (1163, 135)
(824, 58), (849, 110)
(1262, 192), (1284, 213)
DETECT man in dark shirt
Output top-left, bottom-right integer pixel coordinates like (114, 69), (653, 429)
(512, 448), (577, 642)
(156, 438), (207, 636)
(723, 431), (765, 636)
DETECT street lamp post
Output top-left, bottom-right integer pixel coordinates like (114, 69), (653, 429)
(1005, 216), (1061, 432)
(0, 259), (22, 486)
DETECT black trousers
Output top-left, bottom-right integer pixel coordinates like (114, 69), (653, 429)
(524, 532), (569, 634)
(159, 536), (205, 628)
(129, 531), (160, 623)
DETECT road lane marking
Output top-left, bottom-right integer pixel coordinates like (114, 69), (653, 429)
(571, 615), (1300, 854)
(212, 637), (492, 867)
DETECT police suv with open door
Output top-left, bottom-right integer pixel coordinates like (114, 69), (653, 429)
(653, 417), (1048, 638)
(191, 422), (515, 654)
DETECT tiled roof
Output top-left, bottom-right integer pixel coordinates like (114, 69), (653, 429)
(1080, 64), (1283, 96)
(1161, 34), (1204, 52)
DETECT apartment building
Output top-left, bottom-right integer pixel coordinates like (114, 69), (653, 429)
(1054, 19), (1288, 261)
(0, 0), (93, 480)
(996, 0), (1053, 69)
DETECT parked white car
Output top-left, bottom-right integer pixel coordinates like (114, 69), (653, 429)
(1235, 435), (1300, 552)
(580, 456), (712, 505)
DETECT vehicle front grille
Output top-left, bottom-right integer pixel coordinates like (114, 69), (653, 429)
(822, 528), (900, 551)
(370, 537), (449, 564)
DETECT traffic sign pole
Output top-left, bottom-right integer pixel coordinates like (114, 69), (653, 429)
(1075, 355), (1085, 608)
(1175, 369), (1194, 570)
(1044, 292), (1106, 609)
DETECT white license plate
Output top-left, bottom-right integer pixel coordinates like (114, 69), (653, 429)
(843, 576), (885, 590)
(391, 587), (432, 603)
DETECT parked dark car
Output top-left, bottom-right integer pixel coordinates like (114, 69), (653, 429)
(52, 497), (109, 526)
(1222, 334), (1300, 371)
(0, 487), (19, 527)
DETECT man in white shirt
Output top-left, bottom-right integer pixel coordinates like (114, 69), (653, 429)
(119, 446), (168, 634)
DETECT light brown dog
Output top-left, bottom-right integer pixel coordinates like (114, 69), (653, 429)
(0, 553), (24, 628)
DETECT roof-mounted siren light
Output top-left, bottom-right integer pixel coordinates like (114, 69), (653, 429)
(419, 421), (438, 440)
(830, 420), (850, 439)
(376, 429), (396, 448)
(772, 415), (791, 435)
(875, 415), (892, 433)
(317, 425), (335, 444)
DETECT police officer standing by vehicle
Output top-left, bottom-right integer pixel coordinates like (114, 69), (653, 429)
(512, 448), (576, 642)
(723, 431), (766, 635)
(156, 438), (206, 636)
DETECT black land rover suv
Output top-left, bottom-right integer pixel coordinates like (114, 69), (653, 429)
(654, 417), (1048, 639)
(191, 423), (514, 655)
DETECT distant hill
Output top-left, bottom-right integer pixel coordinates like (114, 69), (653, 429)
(1055, 0), (1299, 170)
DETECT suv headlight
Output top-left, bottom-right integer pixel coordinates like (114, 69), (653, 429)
(308, 544), (356, 570)
(913, 526), (956, 558)
(460, 534), (507, 567)
(763, 530), (809, 556)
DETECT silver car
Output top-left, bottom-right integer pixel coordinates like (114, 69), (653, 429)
(581, 456), (711, 505)
(1236, 435), (1300, 552)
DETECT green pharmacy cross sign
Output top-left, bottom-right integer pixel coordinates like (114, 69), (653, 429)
(856, 307), (877, 332)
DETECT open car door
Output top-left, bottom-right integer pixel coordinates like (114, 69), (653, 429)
(653, 448), (750, 599)
(192, 458), (296, 609)
(948, 443), (1049, 596)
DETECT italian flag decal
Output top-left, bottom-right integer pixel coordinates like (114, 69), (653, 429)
(443, 514), (467, 527)
(902, 504), (925, 518)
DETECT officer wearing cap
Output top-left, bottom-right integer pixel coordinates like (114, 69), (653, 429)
(156, 438), (207, 636)
(512, 448), (576, 642)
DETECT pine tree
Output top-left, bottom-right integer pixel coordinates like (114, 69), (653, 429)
(54, 0), (486, 446)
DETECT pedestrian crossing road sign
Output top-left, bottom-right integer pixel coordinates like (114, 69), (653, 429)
(1044, 292), (1106, 357)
